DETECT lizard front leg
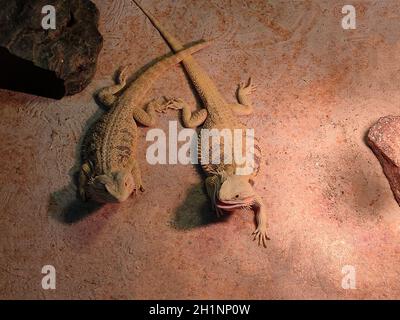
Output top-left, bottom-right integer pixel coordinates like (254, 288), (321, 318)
(97, 66), (128, 108)
(133, 96), (191, 127)
(128, 157), (145, 192)
(252, 194), (269, 247)
(228, 77), (257, 116)
(78, 161), (92, 201)
(157, 97), (207, 128)
(205, 175), (223, 217)
(132, 98), (165, 127)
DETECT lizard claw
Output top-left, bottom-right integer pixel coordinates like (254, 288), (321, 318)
(149, 97), (168, 113)
(132, 185), (145, 195)
(118, 66), (129, 85)
(238, 77), (257, 95)
(154, 96), (184, 113)
(79, 188), (87, 202)
(252, 227), (269, 248)
(211, 199), (223, 217)
(165, 96), (185, 106)
(215, 204), (224, 218)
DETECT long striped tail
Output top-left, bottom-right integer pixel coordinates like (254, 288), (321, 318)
(131, 0), (226, 107)
(131, 0), (185, 51)
(124, 41), (209, 102)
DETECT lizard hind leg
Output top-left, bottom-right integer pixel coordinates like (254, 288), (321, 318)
(157, 97), (207, 128)
(78, 162), (92, 201)
(97, 66), (129, 108)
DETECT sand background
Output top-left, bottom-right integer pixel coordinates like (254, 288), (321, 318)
(1, 0), (400, 299)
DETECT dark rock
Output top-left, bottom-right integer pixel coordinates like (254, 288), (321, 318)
(367, 115), (400, 205)
(0, 0), (103, 99)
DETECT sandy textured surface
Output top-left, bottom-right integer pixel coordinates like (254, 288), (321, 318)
(2, 0), (400, 299)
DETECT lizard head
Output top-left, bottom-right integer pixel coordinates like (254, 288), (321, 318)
(88, 171), (135, 203)
(216, 174), (256, 211)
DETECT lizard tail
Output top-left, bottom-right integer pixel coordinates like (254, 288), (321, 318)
(131, 0), (226, 108)
(131, 0), (184, 51)
(123, 41), (210, 102)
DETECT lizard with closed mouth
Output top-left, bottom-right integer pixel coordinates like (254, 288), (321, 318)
(132, 1), (268, 246)
(79, 41), (209, 203)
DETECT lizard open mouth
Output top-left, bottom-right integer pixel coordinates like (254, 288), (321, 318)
(216, 196), (255, 211)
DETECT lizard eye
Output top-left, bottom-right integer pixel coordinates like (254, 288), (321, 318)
(235, 194), (239, 199)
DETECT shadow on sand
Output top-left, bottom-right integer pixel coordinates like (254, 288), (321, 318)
(47, 96), (106, 224)
(172, 182), (230, 230)
(48, 171), (103, 224)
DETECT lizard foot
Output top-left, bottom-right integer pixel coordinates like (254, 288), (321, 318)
(215, 206), (224, 218)
(133, 185), (145, 195)
(209, 197), (224, 218)
(79, 188), (87, 202)
(117, 65), (129, 85)
(238, 77), (257, 97)
(149, 97), (168, 113)
(252, 226), (269, 248)
(150, 97), (181, 113)
(159, 96), (185, 112)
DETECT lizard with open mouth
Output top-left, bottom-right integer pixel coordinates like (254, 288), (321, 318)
(132, 1), (268, 246)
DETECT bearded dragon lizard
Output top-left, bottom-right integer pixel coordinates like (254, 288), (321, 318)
(79, 41), (209, 203)
(132, 1), (268, 246)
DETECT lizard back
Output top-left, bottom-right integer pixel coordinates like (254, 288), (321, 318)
(82, 41), (210, 176)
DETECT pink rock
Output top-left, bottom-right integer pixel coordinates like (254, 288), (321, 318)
(368, 115), (400, 204)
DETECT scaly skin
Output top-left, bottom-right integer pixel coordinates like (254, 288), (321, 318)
(79, 42), (209, 203)
(133, 1), (269, 246)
